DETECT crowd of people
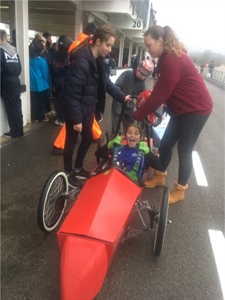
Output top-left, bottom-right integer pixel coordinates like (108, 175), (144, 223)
(1, 23), (213, 205)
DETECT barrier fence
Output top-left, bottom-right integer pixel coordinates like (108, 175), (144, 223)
(201, 67), (225, 89)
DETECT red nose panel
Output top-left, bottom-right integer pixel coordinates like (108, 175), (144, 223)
(60, 236), (109, 300)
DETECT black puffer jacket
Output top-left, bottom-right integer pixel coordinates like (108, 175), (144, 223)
(62, 45), (125, 124)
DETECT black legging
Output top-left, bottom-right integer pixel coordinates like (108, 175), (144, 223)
(63, 114), (94, 173)
(146, 113), (209, 185)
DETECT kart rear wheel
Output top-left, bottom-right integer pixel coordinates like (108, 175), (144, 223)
(153, 186), (169, 256)
(96, 131), (109, 163)
(37, 171), (68, 233)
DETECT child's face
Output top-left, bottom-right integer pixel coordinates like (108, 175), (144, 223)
(126, 126), (141, 148)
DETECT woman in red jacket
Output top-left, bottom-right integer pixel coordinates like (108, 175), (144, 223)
(133, 25), (213, 204)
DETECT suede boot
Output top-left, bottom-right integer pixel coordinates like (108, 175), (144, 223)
(145, 170), (167, 188)
(169, 181), (188, 204)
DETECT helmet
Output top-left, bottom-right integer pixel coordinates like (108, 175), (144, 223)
(136, 60), (154, 80)
(136, 89), (162, 127)
(141, 59), (154, 72)
(58, 35), (73, 51)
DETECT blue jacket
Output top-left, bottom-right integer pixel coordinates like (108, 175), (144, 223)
(113, 145), (146, 181)
(29, 56), (51, 92)
(62, 44), (125, 124)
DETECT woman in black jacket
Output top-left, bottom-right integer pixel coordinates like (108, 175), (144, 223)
(62, 24), (132, 188)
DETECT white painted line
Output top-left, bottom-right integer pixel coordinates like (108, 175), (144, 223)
(192, 151), (208, 186)
(208, 229), (225, 300)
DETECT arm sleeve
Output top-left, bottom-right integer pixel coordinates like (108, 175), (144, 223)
(105, 75), (125, 103)
(41, 59), (51, 87)
(133, 63), (181, 121)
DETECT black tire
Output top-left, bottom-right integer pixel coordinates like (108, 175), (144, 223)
(153, 186), (169, 256)
(37, 171), (68, 233)
(96, 131), (109, 163)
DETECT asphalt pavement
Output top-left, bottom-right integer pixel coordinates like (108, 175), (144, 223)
(1, 78), (224, 300)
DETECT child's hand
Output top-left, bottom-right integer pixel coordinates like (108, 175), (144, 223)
(114, 135), (122, 145)
(108, 135), (122, 149)
(138, 141), (150, 154)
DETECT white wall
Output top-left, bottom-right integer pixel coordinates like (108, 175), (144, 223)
(0, 98), (10, 135)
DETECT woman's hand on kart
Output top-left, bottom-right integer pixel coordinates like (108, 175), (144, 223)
(73, 123), (82, 132)
(124, 95), (134, 102)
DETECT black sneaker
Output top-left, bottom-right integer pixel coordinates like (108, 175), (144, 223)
(3, 132), (12, 138)
(74, 168), (90, 179)
(3, 132), (24, 138)
(68, 174), (83, 189)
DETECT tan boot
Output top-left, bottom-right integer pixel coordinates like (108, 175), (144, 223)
(145, 170), (167, 188)
(169, 181), (188, 204)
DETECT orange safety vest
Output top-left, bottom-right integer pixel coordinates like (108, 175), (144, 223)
(53, 33), (102, 150)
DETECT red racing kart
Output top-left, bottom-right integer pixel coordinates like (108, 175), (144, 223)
(37, 99), (170, 300)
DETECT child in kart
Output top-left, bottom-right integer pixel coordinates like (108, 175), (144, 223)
(95, 124), (149, 183)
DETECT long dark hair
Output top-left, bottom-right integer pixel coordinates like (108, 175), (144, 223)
(92, 24), (116, 45)
(144, 25), (187, 56)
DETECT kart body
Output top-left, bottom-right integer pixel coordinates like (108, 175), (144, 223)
(57, 167), (142, 300)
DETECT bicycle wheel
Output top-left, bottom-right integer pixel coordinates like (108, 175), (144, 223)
(153, 186), (169, 256)
(37, 171), (68, 233)
(96, 131), (109, 163)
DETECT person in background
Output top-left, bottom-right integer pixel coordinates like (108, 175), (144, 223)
(208, 60), (214, 77)
(133, 25), (213, 204)
(51, 35), (73, 126)
(52, 42), (58, 52)
(43, 32), (53, 53)
(131, 54), (138, 70)
(200, 64), (204, 74)
(62, 24), (133, 188)
(29, 34), (51, 122)
(104, 52), (117, 78)
(111, 59), (154, 137)
(42, 32), (54, 115)
(30, 33), (53, 116)
(151, 58), (157, 78)
(0, 29), (24, 138)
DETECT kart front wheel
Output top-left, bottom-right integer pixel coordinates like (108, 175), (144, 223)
(153, 186), (169, 256)
(37, 171), (68, 233)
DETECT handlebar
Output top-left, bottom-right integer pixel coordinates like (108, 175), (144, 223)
(130, 95), (139, 100)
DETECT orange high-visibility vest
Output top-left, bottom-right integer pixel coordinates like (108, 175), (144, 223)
(53, 118), (102, 150)
(92, 118), (102, 140)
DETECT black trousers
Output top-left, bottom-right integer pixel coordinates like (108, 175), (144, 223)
(1, 79), (23, 137)
(30, 91), (48, 121)
(63, 114), (94, 173)
(146, 113), (210, 185)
